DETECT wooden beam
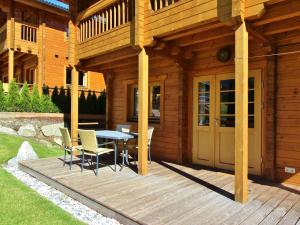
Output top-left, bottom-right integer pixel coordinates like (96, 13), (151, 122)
(252, 0), (300, 27)
(138, 48), (148, 175)
(176, 27), (234, 47)
(81, 47), (138, 68)
(263, 16), (300, 36)
(246, 24), (270, 45)
(235, 22), (248, 203)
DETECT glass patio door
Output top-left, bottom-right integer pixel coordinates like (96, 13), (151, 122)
(193, 71), (262, 175)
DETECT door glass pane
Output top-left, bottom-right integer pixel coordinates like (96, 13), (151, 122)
(199, 104), (209, 114)
(220, 116), (235, 127)
(220, 79), (235, 91)
(199, 115), (209, 126)
(198, 81), (210, 126)
(199, 81), (210, 92)
(219, 77), (255, 128)
(220, 103), (235, 114)
(220, 92), (235, 102)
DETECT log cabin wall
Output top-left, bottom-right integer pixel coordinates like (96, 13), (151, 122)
(109, 56), (182, 162)
(276, 44), (300, 185)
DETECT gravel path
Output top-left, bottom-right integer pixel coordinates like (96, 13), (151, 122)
(3, 165), (121, 225)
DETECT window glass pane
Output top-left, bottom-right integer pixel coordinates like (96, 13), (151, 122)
(198, 82), (210, 92)
(199, 115), (209, 126)
(133, 87), (138, 117)
(79, 71), (84, 86)
(66, 68), (72, 85)
(220, 79), (235, 91)
(249, 77), (254, 89)
(220, 116), (235, 127)
(249, 103), (254, 115)
(220, 103), (235, 114)
(249, 116), (254, 128)
(151, 86), (160, 119)
(249, 90), (254, 102)
(220, 92), (235, 102)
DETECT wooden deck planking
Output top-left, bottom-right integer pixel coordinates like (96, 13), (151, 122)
(19, 157), (300, 225)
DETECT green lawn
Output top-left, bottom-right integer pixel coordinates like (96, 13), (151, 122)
(0, 133), (84, 225)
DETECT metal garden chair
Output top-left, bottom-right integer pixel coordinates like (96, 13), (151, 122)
(78, 129), (114, 176)
(135, 127), (155, 163)
(59, 127), (81, 170)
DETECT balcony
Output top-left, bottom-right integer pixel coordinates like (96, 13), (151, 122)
(77, 0), (133, 60)
(0, 22), (38, 56)
(76, 0), (267, 60)
(15, 22), (38, 55)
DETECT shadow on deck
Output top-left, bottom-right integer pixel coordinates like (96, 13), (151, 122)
(19, 157), (300, 225)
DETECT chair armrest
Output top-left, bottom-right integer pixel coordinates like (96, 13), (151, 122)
(71, 146), (82, 150)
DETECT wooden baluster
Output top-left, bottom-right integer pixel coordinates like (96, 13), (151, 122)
(110, 7), (113, 30)
(85, 21), (88, 40)
(106, 10), (109, 31)
(92, 18), (95, 37)
(122, 0), (126, 24)
(159, 0), (163, 9)
(118, 3), (121, 26)
(80, 23), (83, 41)
(98, 14), (101, 34)
(114, 5), (117, 28)
(89, 19), (92, 38)
(28, 27), (32, 41)
(101, 12), (105, 33)
(154, 0), (157, 11)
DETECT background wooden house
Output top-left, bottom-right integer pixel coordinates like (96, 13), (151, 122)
(0, 0), (105, 93)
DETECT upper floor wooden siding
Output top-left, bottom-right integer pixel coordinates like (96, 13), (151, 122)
(75, 0), (272, 60)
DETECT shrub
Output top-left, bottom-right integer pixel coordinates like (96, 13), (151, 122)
(31, 85), (41, 112)
(40, 94), (60, 113)
(6, 80), (20, 112)
(0, 81), (5, 111)
(19, 83), (32, 112)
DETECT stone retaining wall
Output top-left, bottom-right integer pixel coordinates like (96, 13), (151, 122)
(0, 112), (65, 147)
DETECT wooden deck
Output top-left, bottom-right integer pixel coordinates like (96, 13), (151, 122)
(19, 157), (300, 225)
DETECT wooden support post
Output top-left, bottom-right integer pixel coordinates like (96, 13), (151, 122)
(71, 68), (79, 145)
(7, 2), (15, 83)
(235, 22), (249, 203)
(138, 48), (149, 175)
(8, 49), (14, 83)
(37, 15), (45, 94)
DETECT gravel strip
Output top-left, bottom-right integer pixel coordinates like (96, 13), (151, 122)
(3, 165), (121, 225)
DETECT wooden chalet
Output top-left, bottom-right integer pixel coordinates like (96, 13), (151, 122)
(57, 0), (300, 203)
(0, 0), (105, 93)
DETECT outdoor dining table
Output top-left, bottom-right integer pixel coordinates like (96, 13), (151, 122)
(95, 130), (135, 171)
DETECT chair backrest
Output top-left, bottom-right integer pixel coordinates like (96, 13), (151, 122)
(78, 129), (98, 153)
(59, 127), (72, 148)
(148, 127), (155, 145)
(116, 124), (131, 133)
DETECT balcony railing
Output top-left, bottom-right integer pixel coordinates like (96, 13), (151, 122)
(150, 0), (179, 11)
(21, 24), (37, 43)
(79, 0), (133, 42)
